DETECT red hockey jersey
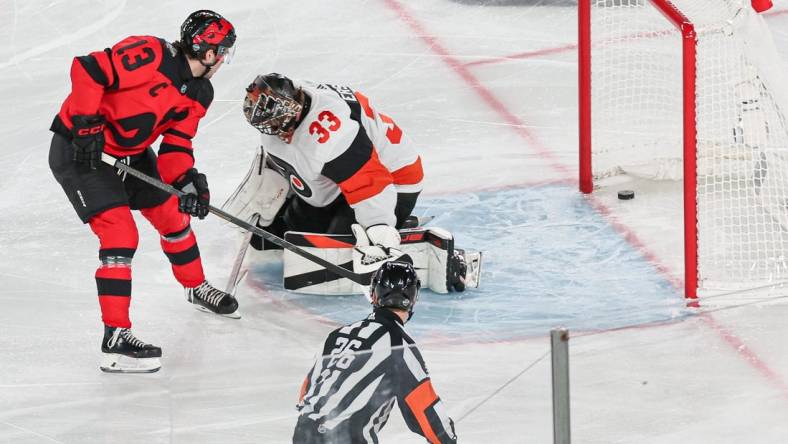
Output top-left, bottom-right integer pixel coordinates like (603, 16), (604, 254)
(50, 35), (213, 184)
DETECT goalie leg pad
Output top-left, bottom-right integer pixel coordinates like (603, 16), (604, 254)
(222, 149), (290, 227)
(280, 228), (483, 295)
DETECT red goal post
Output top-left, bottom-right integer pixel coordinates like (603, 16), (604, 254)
(578, 0), (788, 299)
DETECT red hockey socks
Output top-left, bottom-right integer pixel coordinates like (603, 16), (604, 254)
(141, 196), (205, 288)
(89, 206), (137, 328)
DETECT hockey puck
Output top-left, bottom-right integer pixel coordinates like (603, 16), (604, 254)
(618, 190), (635, 200)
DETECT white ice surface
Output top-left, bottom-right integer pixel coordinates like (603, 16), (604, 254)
(0, 1), (787, 443)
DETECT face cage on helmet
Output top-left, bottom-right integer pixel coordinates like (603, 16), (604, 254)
(244, 88), (302, 136)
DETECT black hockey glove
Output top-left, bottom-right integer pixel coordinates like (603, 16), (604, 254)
(174, 168), (210, 219)
(71, 114), (106, 169)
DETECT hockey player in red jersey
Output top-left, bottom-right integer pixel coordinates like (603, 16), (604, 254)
(293, 261), (458, 443)
(238, 73), (424, 274)
(48, 10), (238, 373)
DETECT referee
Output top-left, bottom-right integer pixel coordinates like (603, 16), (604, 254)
(293, 261), (457, 443)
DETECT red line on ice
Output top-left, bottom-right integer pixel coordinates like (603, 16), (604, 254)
(382, 0), (787, 398)
(381, 0), (570, 177)
(461, 8), (788, 69)
(464, 43), (577, 68)
(382, 0), (682, 290)
(700, 314), (788, 400)
(246, 274), (340, 328)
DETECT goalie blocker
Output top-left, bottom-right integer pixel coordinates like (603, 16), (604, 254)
(281, 227), (482, 295)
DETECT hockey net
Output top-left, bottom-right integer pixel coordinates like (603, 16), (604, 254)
(579, 0), (788, 297)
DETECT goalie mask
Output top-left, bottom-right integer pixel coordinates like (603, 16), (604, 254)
(370, 261), (421, 321)
(244, 73), (304, 138)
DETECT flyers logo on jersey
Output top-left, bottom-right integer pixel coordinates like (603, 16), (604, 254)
(290, 175), (305, 191)
(268, 153), (313, 198)
(289, 174), (312, 198)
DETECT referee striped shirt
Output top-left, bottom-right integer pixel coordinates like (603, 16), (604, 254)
(293, 308), (457, 443)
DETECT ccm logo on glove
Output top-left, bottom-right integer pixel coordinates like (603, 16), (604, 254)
(77, 125), (104, 136)
(71, 114), (106, 170)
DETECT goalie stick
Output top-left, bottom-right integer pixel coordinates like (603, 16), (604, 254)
(100, 153), (370, 285)
(225, 214), (259, 296)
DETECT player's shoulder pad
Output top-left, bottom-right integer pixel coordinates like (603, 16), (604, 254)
(312, 82), (358, 103)
(109, 35), (163, 86)
(110, 35), (163, 64)
(185, 78), (214, 111)
(300, 90), (360, 163)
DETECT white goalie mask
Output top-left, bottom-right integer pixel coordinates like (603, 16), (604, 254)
(243, 73), (303, 138)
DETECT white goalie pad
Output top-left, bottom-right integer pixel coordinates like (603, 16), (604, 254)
(281, 227), (482, 295)
(224, 215), (259, 297)
(461, 250), (483, 290)
(222, 147), (290, 227)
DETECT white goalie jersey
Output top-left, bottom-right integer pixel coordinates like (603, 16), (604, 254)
(258, 80), (424, 228)
(222, 80), (483, 296)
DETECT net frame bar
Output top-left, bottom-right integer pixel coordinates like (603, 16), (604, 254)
(578, 0), (699, 298)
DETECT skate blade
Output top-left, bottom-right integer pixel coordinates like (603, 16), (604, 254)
(193, 304), (242, 319)
(100, 354), (161, 373)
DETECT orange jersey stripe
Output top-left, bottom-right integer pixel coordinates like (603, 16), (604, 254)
(354, 91), (375, 118)
(404, 379), (441, 444)
(304, 234), (354, 249)
(337, 149), (393, 205)
(298, 376), (309, 403)
(392, 156), (424, 186)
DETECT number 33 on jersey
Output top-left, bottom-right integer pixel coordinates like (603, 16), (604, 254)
(260, 80), (423, 228)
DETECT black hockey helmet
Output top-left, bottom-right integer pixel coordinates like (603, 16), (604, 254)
(370, 261), (421, 320)
(244, 73), (304, 138)
(180, 10), (236, 62)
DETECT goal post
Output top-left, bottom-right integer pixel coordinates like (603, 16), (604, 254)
(578, 0), (788, 299)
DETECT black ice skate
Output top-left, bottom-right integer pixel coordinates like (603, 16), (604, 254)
(186, 281), (241, 319)
(100, 326), (162, 373)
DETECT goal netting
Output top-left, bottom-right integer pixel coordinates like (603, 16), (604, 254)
(580, 0), (788, 296)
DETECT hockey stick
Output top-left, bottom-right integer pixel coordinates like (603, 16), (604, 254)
(225, 214), (259, 296)
(100, 153), (369, 285)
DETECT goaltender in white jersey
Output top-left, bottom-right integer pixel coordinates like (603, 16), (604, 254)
(255, 77), (423, 228)
(239, 72), (422, 243)
(225, 73), (474, 292)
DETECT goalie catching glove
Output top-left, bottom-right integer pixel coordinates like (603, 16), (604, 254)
(351, 224), (409, 276)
